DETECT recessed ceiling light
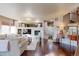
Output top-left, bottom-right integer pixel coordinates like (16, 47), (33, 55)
(24, 11), (34, 17)
(17, 20), (22, 23)
(35, 20), (40, 23)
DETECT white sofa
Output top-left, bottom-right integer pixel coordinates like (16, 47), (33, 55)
(0, 35), (28, 56)
(26, 36), (40, 50)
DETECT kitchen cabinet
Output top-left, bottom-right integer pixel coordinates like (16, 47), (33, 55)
(63, 12), (79, 26)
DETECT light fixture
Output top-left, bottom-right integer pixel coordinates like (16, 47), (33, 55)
(35, 19), (41, 23)
(17, 20), (22, 23)
(59, 23), (64, 30)
(26, 17), (31, 21)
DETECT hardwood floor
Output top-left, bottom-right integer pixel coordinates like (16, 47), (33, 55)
(44, 40), (68, 56)
(21, 39), (75, 56)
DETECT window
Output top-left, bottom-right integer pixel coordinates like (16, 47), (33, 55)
(11, 26), (17, 34)
(1, 25), (10, 34)
(1, 25), (17, 34)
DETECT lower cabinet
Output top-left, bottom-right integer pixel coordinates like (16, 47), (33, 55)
(60, 38), (77, 56)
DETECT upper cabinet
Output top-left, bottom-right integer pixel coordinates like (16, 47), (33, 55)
(18, 23), (42, 27)
(63, 7), (79, 26)
(63, 12), (78, 26)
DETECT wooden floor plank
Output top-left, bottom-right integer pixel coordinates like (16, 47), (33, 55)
(21, 39), (75, 56)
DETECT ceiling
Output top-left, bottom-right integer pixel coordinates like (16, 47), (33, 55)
(0, 3), (79, 20)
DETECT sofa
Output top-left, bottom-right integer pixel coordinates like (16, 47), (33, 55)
(0, 34), (28, 56)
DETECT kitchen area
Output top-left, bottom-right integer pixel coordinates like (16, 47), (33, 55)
(43, 7), (79, 56)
